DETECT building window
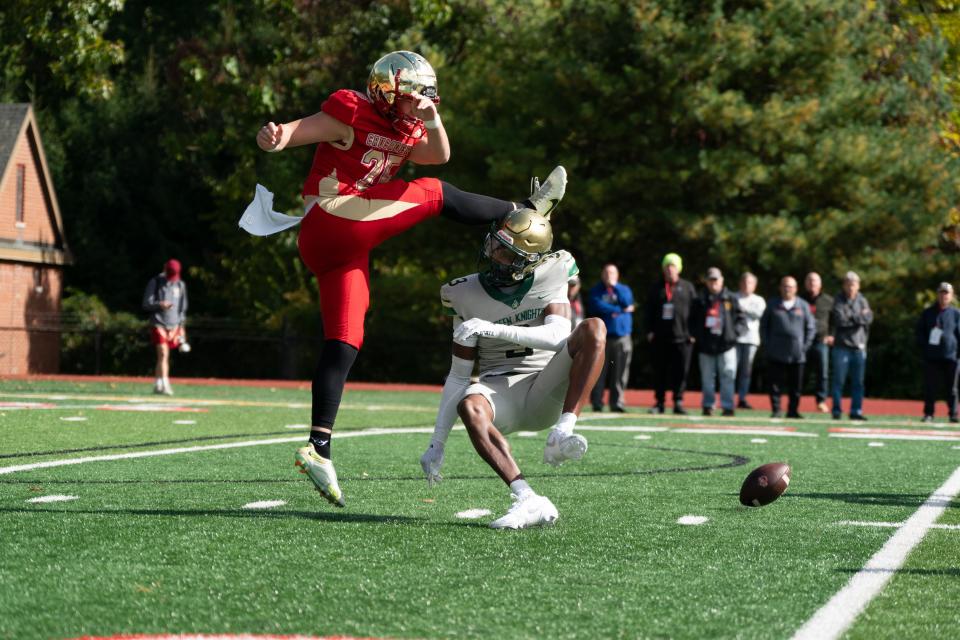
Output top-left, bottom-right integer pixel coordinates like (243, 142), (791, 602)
(15, 163), (25, 223)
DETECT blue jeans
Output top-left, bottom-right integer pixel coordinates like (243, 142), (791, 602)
(700, 348), (737, 410)
(831, 346), (866, 417)
(735, 343), (758, 402)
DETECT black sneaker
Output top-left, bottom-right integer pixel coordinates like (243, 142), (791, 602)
(922, 415), (934, 423)
(673, 406), (689, 416)
(592, 405), (603, 412)
(786, 412), (804, 419)
(737, 400), (752, 410)
(832, 413), (842, 420)
(702, 408), (713, 417)
(850, 414), (868, 421)
(722, 409), (735, 417)
(951, 416), (959, 424)
(648, 405), (665, 415)
(611, 407), (627, 413)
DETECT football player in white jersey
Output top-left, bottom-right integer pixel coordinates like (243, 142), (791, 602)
(420, 208), (607, 529)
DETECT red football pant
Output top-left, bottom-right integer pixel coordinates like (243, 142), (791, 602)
(297, 177), (444, 349)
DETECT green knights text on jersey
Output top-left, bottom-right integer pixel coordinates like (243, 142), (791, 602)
(440, 250), (579, 378)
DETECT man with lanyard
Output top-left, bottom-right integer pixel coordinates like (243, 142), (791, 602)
(690, 267), (741, 416)
(645, 253), (696, 414)
(916, 282), (960, 423)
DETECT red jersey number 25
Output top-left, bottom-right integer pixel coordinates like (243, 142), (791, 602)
(356, 149), (403, 191)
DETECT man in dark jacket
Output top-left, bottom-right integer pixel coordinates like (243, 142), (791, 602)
(827, 271), (873, 420)
(760, 276), (816, 418)
(801, 272), (834, 413)
(690, 267), (741, 416)
(645, 252), (696, 414)
(916, 282), (960, 423)
(588, 264), (634, 412)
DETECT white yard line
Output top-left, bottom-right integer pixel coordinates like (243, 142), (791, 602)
(791, 465), (960, 640)
(0, 427), (434, 476)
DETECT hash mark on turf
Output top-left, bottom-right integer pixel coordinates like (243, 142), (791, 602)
(677, 515), (708, 525)
(27, 495), (78, 503)
(243, 500), (286, 510)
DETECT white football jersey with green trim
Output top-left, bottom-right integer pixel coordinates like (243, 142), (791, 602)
(441, 250), (579, 377)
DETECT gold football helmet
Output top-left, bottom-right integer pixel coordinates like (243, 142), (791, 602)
(482, 208), (554, 286)
(366, 51), (439, 137)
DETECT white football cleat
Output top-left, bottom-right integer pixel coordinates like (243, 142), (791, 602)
(543, 428), (588, 466)
(489, 493), (558, 529)
(294, 446), (345, 507)
(528, 165), (567, 219)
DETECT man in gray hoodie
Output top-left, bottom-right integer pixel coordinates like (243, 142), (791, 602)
(827, 271), (873, 420)
(142, 259), (189, 395)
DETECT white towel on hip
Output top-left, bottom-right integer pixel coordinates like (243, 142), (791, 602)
(238, 184), (304, 236)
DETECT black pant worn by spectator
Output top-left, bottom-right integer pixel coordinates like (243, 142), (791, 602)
(653, 340), (693, 410)
(922, 359), (959, 418)
(591, 335), (633, 411)
(769, 362), (804, 416)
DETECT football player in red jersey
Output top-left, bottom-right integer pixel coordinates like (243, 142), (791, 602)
(256, 51), (567, 507)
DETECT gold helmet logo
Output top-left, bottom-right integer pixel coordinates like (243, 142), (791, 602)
(482, 208), (553, 285)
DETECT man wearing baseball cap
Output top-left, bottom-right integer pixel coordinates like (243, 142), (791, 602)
(916, 282), (960, 423)
(645, 252), (697, 414)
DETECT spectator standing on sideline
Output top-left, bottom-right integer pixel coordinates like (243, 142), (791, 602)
(915, 282), (960, 423)
(690, 268), (741, 416)
(142, 259), (189, 396)
(801, 272), (834, 413)
(645, 253), (696, 414)
(568, 275), (585, 328)
(588, 264), (634, 412)
(760, 276), (815, 418)
(735, 272), (765, 409)
(828, 271), (873, 420)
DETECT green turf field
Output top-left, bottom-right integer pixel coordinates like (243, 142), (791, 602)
(1, 379), (958, 639)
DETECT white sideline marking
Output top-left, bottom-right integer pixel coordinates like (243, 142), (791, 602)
(0, 427), (434, 475)
(243, 500), (286, 510)
(833, 433), (960, 442)
(677, 515), (708, 525)
(837, 520), (960, 531)
(791, 465), (960, 640)
(456, 508), (492, 519)
(173, 420), (196, 425)
(673, 428), (816, 437)
(27, 495), (78, 503)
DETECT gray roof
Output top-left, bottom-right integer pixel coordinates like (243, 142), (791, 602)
(0, 103), (30, 180)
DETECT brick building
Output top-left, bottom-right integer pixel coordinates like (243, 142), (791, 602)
(0, 104), (71, 375)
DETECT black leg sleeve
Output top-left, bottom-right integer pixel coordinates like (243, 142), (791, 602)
(311, 339), (360, 429)
(439, 181), (516, 225)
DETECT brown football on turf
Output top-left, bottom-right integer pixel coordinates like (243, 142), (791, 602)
(739, 462), (791, 507)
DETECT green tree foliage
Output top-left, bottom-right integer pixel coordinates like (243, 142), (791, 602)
(3, 0), (958, 393)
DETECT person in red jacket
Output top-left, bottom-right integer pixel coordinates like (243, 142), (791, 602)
(254, 51), (567, 507)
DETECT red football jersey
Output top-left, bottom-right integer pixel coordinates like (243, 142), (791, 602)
(302, 89), (423, 198)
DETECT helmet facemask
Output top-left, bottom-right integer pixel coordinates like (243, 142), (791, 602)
(479, 209), (553, 287)
(366, 51), (439, 139)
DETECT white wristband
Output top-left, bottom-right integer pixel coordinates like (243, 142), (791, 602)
(424, 119), (440, 130)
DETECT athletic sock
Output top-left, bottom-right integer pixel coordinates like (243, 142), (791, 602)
(439, 182), (516, 225)
(309, 430), (331, 459)
(555, 412), (577, 435)
(509, 476), (533, 499)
